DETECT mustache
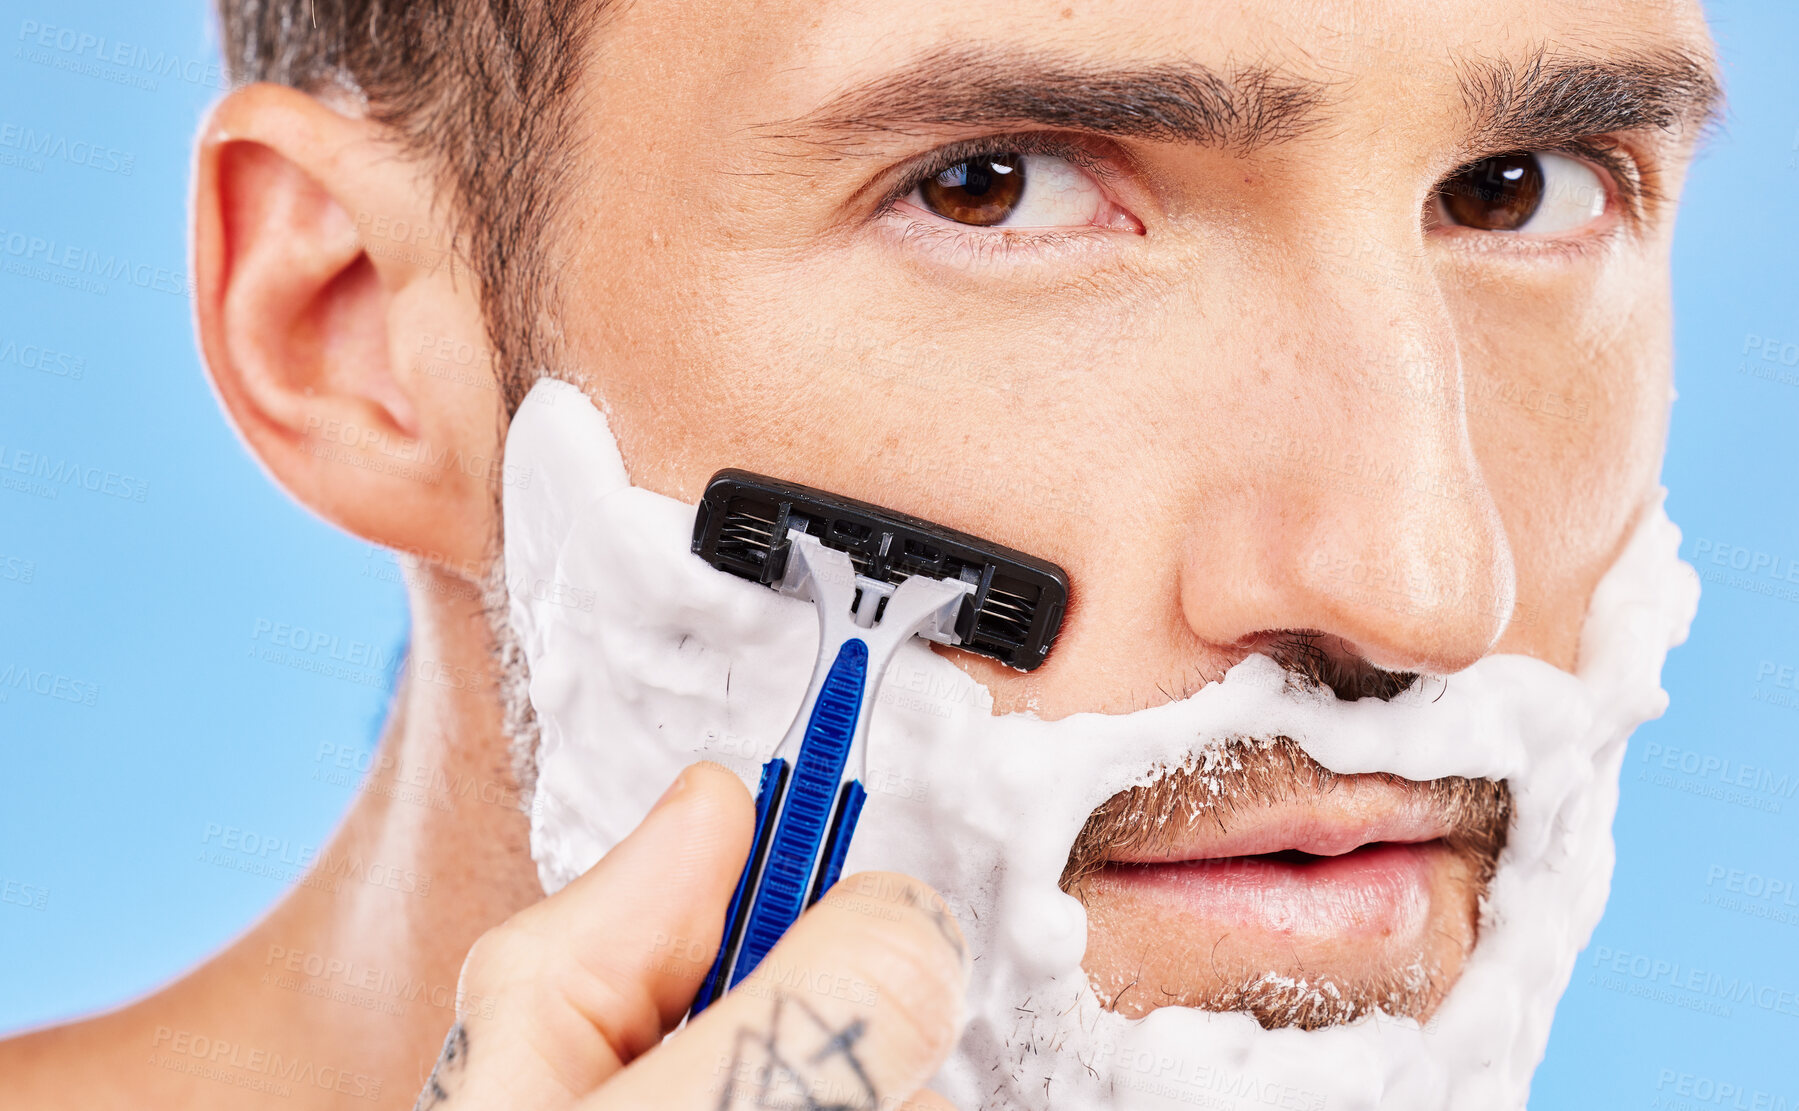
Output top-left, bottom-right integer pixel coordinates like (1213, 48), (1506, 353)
(1263, 631), (1423, 702)
(1060, 736), (1513, 893)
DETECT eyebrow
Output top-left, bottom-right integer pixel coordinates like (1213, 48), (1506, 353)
(762, 43), (1722, 158)
(764, 46), (1329, 153)
(1458, 48), (1724, 152)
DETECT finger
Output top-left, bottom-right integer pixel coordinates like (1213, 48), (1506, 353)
(435, 761), (754, 1108)
(895, 1088), (960, 1111)
(588, 871), (970, 1111)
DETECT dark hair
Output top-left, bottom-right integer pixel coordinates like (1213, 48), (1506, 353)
(216, 0), (611, 415)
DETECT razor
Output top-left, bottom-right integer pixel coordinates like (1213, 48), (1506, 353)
(686, 469), (1069, 1015)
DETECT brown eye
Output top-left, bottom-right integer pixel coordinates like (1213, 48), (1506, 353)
(1437, 153), (1545, 231)
(919, 155), (1026, 226)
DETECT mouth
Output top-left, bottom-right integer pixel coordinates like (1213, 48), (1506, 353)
(1095, 841), (1438, 941)
(1091, 783), (1461, 938)
(1061, 739), (1511, 1029)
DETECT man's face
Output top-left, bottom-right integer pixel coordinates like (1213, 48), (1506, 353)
(512, 0), (1713, 1027)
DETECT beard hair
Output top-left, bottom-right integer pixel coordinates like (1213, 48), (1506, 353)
(481, 472), (543, 815)
(1060, 736), (1513, 1031)
(1183, 957), (1444, 1032)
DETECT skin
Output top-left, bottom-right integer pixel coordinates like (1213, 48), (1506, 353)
(0, 0), (1719, 1107)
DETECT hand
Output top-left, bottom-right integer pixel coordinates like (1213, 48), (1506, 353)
(414, 761), (970, 1110)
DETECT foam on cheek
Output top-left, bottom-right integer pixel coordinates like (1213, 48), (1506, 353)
(505, 379), (1698, 1110)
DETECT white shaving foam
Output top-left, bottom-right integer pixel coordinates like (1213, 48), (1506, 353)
(504, 378), (1697, 1110)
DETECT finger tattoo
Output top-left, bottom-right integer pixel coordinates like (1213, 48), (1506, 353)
(718, 995), (880, 1110)
(413, 1021), (470, 1111)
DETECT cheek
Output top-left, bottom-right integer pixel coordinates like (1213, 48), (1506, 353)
(569, 225), (1174, 540)
(1449, 259), (1673, 667)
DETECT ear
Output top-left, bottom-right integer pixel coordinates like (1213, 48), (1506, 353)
(192, 83), (503, 576)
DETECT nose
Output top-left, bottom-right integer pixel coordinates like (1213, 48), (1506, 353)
(1176, 242), (1516, 677)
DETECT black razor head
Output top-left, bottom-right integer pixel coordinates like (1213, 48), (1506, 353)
(692, 469), (1069, 672)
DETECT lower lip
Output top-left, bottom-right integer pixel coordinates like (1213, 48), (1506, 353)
(1094, 841), (1436, 940)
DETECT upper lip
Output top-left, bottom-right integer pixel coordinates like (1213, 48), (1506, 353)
(1101, 776), (1457, 864)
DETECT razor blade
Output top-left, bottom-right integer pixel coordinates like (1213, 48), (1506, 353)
(686, 470), (1070, 1015)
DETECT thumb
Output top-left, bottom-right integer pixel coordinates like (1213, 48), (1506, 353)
(425, 761), (753, 1108)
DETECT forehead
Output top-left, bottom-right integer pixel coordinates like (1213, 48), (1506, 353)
(607, 0), (1714, 109)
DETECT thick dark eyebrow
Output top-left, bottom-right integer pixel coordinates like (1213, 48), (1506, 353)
(760, 43), (1722, 169)
(1458, 47), (1724, 152)
(762, 46), (1330, 154)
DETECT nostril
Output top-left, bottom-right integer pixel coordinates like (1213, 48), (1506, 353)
(1253, 630), (1422, 702)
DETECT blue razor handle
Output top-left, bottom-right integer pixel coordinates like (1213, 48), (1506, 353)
(689, 534), (972, 1017)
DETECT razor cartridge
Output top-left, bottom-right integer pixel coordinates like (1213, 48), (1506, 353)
(686, 470), (1070, 1015)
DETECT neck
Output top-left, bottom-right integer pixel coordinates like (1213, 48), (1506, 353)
(7, 569), (543, 1110)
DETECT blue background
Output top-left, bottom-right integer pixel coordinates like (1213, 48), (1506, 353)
(1, 1), (1794, 1104)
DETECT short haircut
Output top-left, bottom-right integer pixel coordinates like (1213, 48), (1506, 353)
(216, 0), (612, 415)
